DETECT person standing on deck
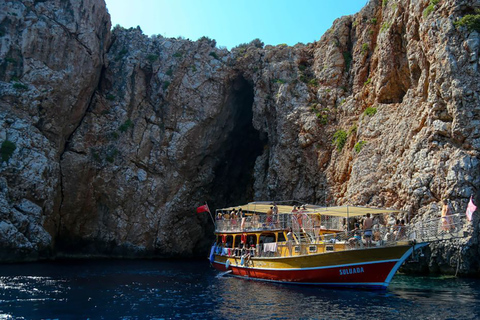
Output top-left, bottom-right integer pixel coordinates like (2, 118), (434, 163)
(441, 199), (455, 231)
(363, 213), (373, 247)
(286, 227), (294, 256)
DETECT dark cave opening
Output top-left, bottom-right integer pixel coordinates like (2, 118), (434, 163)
(211, 75), (267, 208)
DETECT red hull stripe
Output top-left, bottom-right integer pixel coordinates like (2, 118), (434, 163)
(212, 260), (397, 285)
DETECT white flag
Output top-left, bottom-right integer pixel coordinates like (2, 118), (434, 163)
(466, 196), (477, 222)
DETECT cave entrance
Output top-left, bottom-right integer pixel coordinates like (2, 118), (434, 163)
(212, 75), (266, 207)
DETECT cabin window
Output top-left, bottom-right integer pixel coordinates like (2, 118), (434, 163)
(246, 234), (257, 246)
(216, 235), (223, 244)
(259, 233), (276, 244)
(277, 232), (286, 242)
(234, 235), (242, 247)
(225, 235), (234, 248)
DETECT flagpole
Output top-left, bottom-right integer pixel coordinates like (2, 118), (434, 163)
(205, 202), (215, 226)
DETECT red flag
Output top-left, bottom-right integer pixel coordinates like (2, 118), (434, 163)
(196, 204), (210, 213)
(466, 196), (477, 221)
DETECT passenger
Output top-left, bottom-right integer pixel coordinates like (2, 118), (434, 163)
(441, 199), (455, 231)
(272, 203), (278, 215)
(286, 227), (294, 256)
(398, 219), (406, 239)
(393, 219), (400, 238)
(252, 212), (259, 229)
(231, 209), (238, 229)
(348, 223), (362, 248)
(363, 213), (373, 247)
(239, 208), (246, 230)
(266, 206), (273, 227)
(216, 212), (222, 220)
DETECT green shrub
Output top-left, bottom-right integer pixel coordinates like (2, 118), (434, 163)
(274, 79), (287, 84)
(333, 129), (348, 151)
(5, 57), (16, 63)
(348, 125), (357, 135)
(308, 78), (318, 87)
(454, 12), (480, 32)
(361, 43), (369, 54)
(1, 140), (16, 163)
(317, 113), (329, 125)
(166, 67), (173, 76)
(382, 0), (388, 7)
(109, 131), (119, 140)
(198, 36), (216, 47)
(147, 54), (158, 63)
(119, 119), (133, 132)
(106, 148), (118, 163)
(354, 141), (366, 153)
(191, 65), (197, 72)
(209, 51), (219, 60)
(370, 18), (377, 25)
(106, 94), (115, 101)
(364, 78), (372, 86)
(364, 106), (377, 116)
(173, 52), (183, 58)
(380, 21), (391, 32)
(423, 0), (439, 18)
(13, 82), (27, 90)
(91, 149), (101, 162)
(115, 48), (128, 61)
(163, 81), (171, 90)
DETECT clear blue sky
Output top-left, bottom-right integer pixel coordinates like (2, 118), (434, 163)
(105, 0), (368, 49)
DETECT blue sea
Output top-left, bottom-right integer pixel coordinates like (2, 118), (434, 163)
(0, 259), (479, 320)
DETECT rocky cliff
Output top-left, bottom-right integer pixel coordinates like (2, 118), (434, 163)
(1, 0), (479, 274)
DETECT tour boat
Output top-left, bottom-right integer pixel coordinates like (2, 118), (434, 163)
(208, 202), (456, 290)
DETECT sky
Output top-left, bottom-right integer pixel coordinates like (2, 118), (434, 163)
(105, 0), (368, 49)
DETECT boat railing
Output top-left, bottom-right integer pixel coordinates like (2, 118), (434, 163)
(213, 212), (469, 258)
(214, 213), (344, 233)
(215, 213), (293, 232)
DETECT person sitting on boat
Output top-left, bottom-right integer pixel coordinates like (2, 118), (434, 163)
(363, 213), (373, 247)
(348, 223), (362, 248)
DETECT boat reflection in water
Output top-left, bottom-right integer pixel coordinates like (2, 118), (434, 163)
(209, 201), (465, 290)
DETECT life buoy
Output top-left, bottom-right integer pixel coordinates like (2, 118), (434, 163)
(225, 259), (230, 269)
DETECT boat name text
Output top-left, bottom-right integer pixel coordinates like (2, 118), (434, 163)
(339, 267), (365, 276)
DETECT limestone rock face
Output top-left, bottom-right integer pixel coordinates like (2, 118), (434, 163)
(1, 0), (480, 274)
(0, 0), (110, 261)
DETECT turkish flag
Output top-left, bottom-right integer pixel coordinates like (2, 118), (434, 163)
(196, 204), (210, 213)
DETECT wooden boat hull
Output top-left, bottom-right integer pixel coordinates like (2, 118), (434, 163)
(211, 243), (426, 289)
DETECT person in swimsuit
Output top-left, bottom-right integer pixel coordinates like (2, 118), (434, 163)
(363, 213), (373, 247)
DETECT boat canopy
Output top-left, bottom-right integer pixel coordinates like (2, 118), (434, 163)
(218, 202), (404, 217)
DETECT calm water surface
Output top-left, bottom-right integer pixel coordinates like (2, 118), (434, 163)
(0, 259), (479, 319)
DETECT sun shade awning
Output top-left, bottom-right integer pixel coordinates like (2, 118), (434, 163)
(217, 202), (404, 217)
